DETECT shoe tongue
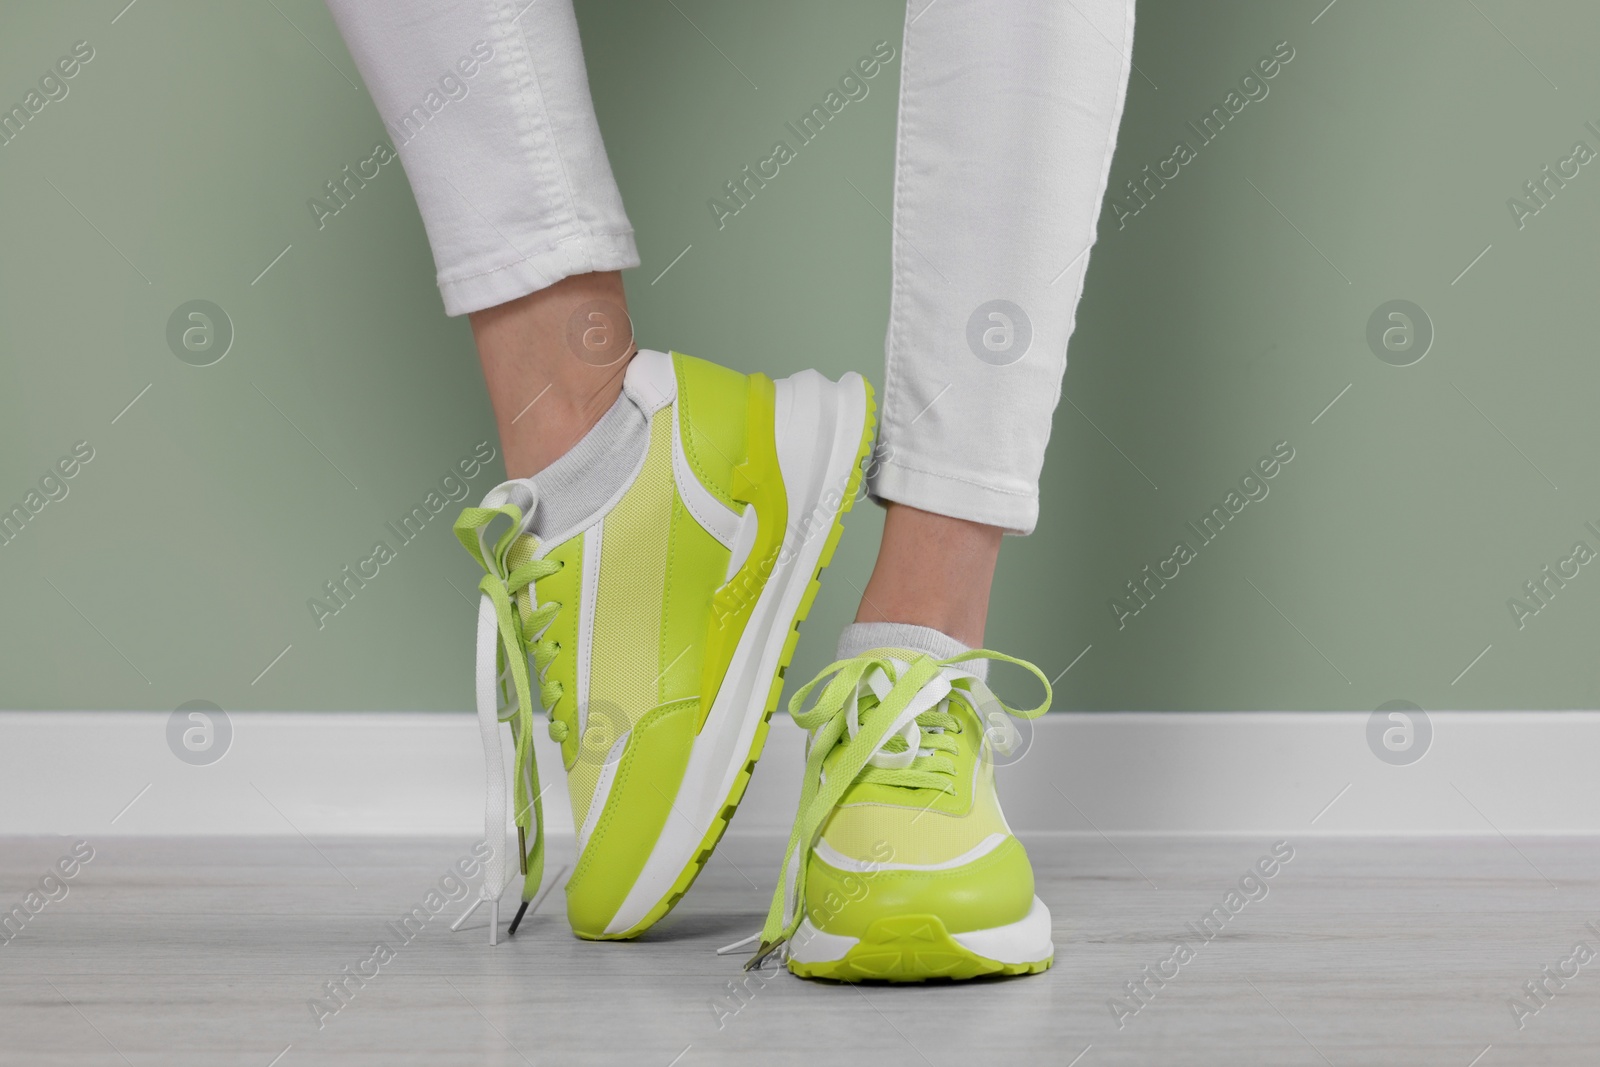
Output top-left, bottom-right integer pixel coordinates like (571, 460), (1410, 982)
(840, 658), (957, 780)
(505, 533), (540, 626)
(505, 532), (538, 562)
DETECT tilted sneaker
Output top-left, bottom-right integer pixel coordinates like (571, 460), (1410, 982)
(749, 647), (1053, 980)
(455, 349), (875, 943)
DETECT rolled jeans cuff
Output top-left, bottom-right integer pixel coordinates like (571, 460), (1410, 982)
(868, 456), (1039, 536)
(437, 231), (640, 317)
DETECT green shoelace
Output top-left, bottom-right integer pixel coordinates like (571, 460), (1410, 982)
(746, 648), (1051, 969)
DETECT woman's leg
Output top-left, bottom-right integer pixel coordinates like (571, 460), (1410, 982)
(756, 3), (1138, 980)
(324, 0), (638, 479)
(859, 0), (1136, 646)
(327, 2), (879, 948)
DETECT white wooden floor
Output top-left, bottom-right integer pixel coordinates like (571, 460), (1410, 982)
(1, 834), (1595, 1065)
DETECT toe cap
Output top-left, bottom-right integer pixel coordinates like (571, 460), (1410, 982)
(802, 834), (1036, 938)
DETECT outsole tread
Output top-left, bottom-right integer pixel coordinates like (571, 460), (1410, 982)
(789, 913), (1053, 983)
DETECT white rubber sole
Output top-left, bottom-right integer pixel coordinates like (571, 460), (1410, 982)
(603, 369), (871, 935)
(787, 895), (1056, 969)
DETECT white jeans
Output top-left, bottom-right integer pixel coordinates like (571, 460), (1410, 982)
(326, 0), (1133, 533)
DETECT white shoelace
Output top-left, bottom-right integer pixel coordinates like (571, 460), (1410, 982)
(456, 478), (550, 944)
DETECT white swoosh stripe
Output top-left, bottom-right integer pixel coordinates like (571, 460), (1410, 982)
(577, 731), (630, 856)
(574, 521), (602, 746)
(671, 400), (742, 548)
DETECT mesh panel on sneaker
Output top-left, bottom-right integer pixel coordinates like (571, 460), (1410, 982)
(569, 411), (675, 830)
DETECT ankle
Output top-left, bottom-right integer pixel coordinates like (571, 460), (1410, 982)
(470, 271), (637, 478)
(517, 382), (650, 539)
(504, 370), (630, 477)
(856, 504), (1003, 647)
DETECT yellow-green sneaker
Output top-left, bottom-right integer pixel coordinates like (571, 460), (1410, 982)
(455, 349), (875, 943)
(750, 646), (1053, 981)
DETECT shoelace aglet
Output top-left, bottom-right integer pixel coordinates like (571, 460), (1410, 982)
(450, 896), (483, 932)
(506, 898), (531, 937)
(716, 931), (762, 956)
(743, 938), (784, 971)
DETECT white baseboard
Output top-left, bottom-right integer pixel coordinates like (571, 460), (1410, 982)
(3, 710), (1596, 837)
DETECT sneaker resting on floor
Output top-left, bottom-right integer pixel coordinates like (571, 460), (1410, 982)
(455, 349), (875, 942)
(749, 647), (1053, 981)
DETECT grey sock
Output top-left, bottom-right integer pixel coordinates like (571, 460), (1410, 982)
(836, 622), (987, 682)
(529, 388), (650, 541)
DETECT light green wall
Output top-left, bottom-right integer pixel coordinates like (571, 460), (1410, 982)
(2, 1), (1597, 712)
